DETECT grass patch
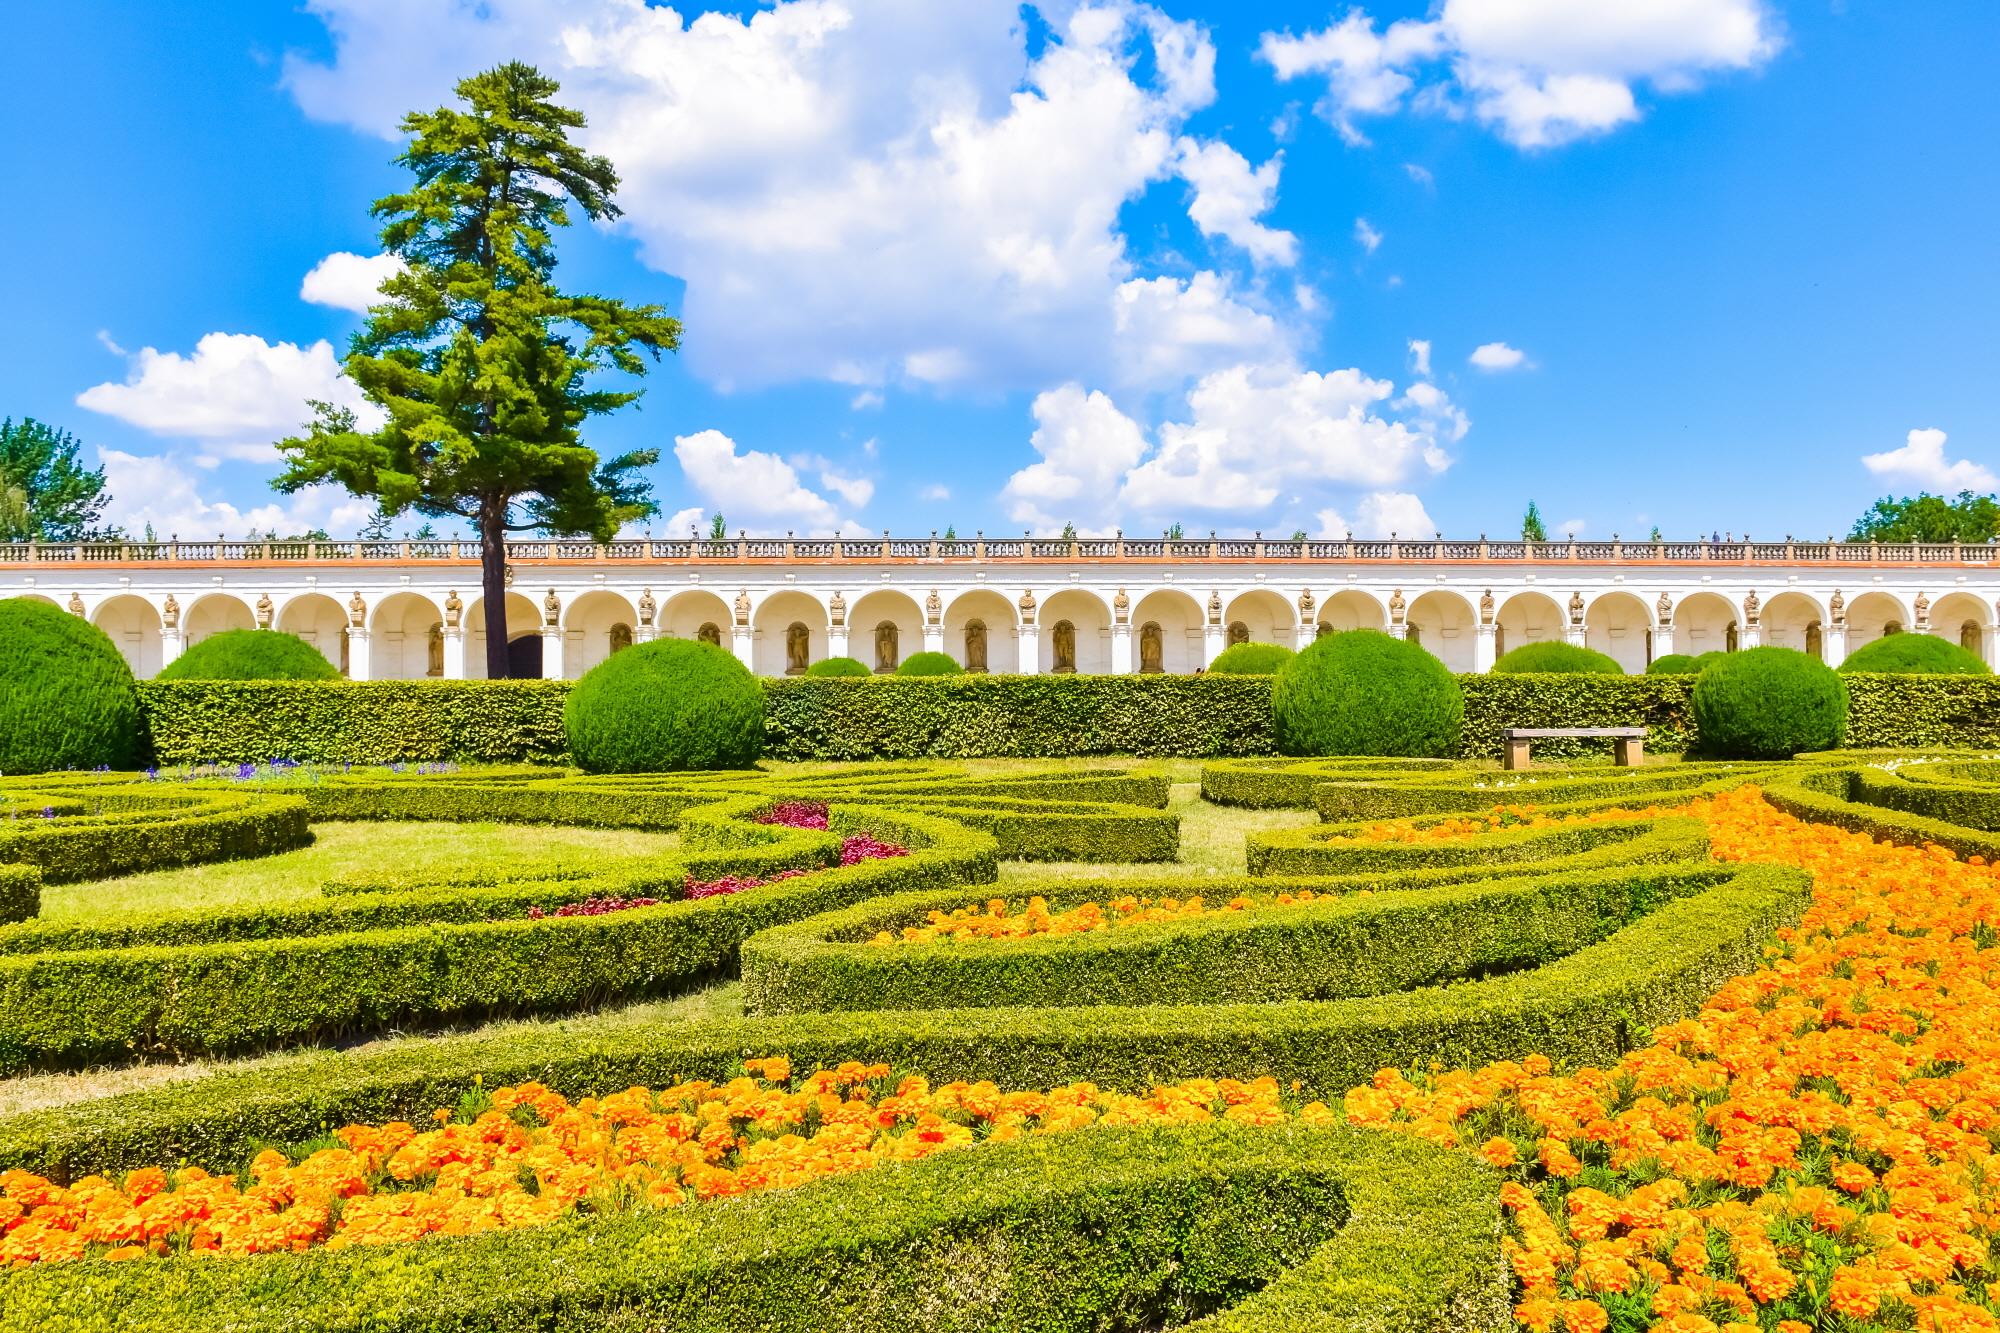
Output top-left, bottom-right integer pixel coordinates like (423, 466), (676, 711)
(998, 782), (1319, 883)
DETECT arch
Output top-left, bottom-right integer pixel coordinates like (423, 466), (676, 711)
(275, 592), (351, 673)
(1583, 591), (1652, 672)
(1760, 592), (1824, 659)
(1931, 591), (1991, 666)
(562, 590), (640, 678)
(183, 593), (255, 649)
(1316, 589), (1386, 637)
(659, 589), (734, 645)
(90, 594), (163, 678)
(1223, 589), (1295, 648)
(943, 589), (1016, 672)
(1494, 591), (1564, 659)
(1845, 591), (1909, 656)
(1040, 589), (1113, 674)
(464, 591), (542, 679)
(1130, 588), (1203, 674)
(753, 590), (830, 677)
(848, 590), (924, 676)
(1674, 592), (1738, 658)
(365, 591), (444, 679)
(1407, 590), (1478, 672)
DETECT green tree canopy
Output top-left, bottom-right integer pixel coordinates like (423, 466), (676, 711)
(273, 62), (680, 678)
(1848, 491), (2000, 543)
(0, 418), (114, 542)
(1520, 501), (1547, 542)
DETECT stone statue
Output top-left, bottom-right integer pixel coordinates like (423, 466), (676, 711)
(1915, 591), (1931, 627)
(964, 619), (988, 672)
(1388, 589), (1406, 625)
(542, 588), (561, 627)
(874, 620), (899, 672)
(1051, 619), (1077, 673)
(1655, 591), (1673, 625)
(636, 588), (655, 627)
(1568, 590), (1585, 625)
(1018, 589), (1036, 622)
(1227, 621), (1249, 646)
(785, 622), (810, 674)
(698, 622), (722, 647)
(161, 593), (179, 629)
(1480, 589), (1495, 624)
(255, 592), (273, 628)
(828, 591), (846, 626)
(347, 591), (366, 628)
(1113, 587), (1130, 621)
(1743, 588), (1760, 625)
(444, 589), (462, 629)
(1140, 621), (1164, 673)
(925, 588), (942, 623)
(426, 623), (444, 676)
(609, 623), (634, 654)
(1207, 590), (1222, 624)
(1297, 588), (1315, 618)
(1830, 589), (1846, 625)
(734, 589), (751, 626)
(66, 591), (84, 617)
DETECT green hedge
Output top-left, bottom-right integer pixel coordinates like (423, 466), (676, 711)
(139, 679), (572, 764)
(1458, 674), (1696, 760)
(0, 865), (38, 925)
(1842, 674), (2000, 749)
(0, 783), (312, 884)
(1304, 762), (1760, 823)
(1250, 812), (1666, 877)
(0, 1124), (1505, 1333)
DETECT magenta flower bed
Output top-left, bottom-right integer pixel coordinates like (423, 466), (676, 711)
(756, 800), (830, 830)
(524, 832), (909, 916)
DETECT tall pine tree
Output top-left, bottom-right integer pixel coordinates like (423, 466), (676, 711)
(275, 63), (680, 678)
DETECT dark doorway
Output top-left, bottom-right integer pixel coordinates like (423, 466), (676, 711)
(507, 633), (543, 679)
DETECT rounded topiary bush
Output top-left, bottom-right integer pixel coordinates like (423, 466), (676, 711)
(1646, 653), (1700, 675)
(156, 628), (341, 682)
(1271, 629), (1462, 757)
(804, 656), (872, 678)
(895, 652), (964, 677)
(1491, 641), (1623, 674)
(564, 638), (763, 772)
(0, 597), (144, 774)
(1692, 645), (1847, 759)
(1691, 651), (1729, 672)
(1209, 641), (1295, 674)
(1837, 632), (1990, 675)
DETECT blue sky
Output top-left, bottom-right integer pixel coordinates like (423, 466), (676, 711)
(2, 0), (1994, 542)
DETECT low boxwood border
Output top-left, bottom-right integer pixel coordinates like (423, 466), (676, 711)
(0, 784), (312, 885)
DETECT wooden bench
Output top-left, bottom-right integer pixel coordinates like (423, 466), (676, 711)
(1500, 727), (1646, 771)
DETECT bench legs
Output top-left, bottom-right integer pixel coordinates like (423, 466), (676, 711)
(1503, 738), (1532, 771)
(1614, 737), (1644, 767)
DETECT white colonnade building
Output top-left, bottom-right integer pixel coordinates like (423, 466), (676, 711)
(6, 532), (1999, 681)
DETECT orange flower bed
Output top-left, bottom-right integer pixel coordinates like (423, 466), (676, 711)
(0, 1061), (1315, 1266)
(870, 889), (1350, 945)
(1342, 804), (1652, 844)
(1347, 785), (2000, 1332)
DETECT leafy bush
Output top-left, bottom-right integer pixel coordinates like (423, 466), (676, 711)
(1691, 651), (1728, 671)
(0, 598), (143, 774)
(1208, 641), (1295, 674)
(1837, 633), (1989, 675)
(1692, 646), (1848, 758)
(1271, 630), (1462, 758)
(565, 639), (763, 772)
(140, 680), (571, 764)
(894, 651), (963, 677)
(1491, 641), (1622, 674)
(156, 629), (340, 682)
(805, 656), (871, 678)
(1646, 654), (1700, 674)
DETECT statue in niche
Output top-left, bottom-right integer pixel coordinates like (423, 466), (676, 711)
(698, 622), (723, 647)
(1315, 621), (1334, 640)
(610, 623), (634, 655)
(161, 594), (180, 630)
(542, 588), (561, 626)
(1051, 619), (1078, 673)
(1884, 620), (1904, 637)
(964, 619), (988, 672)
(427, 623), (444, 676)
(636, 588), (655, 628)
(1829, 589), (1846, 625)
(1113, 587), (1130, 621)
(925, 588), (942, 624)
(874, 620), (899, 673)
(1017, 589), (1036, 622)
(1655, 591), (1672, 626)
(1388, 589), (1406, 625)
(1915, 591), (1931, 627)
(444, 589), (462, 629)
(785, 621), (810, 674)
(255, 592), (273, 628)
(1140, 621), (1164, 673)
(733, 589), (751, 626)
(1227, 620), (1249, 646)
(1726, 621), (1740, 653)
(1206, 590), (1222, 624)
(347, 591), (367, 628)
(1742, 589), (1761, 626)
(1806, 622), (1824, 661)
(1297, 588), (1316, 620)
(1480, 589), (1495, 625)
(828, 591), (846, 626)
(1961, 620), (1981, 656)
(1568, 590), (1585, 625)
(66, 591), (84, 617)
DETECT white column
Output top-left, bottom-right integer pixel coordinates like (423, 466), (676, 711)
(633, 624), (657, 645)
(441, 627), (466, 679)
(1740, 625), (1763, 650)
(347, 628), (372, 681)
(1204, 623), (1226, 665)
(1564, 622), (1587, 648)
(1473, 624), (1498, 673)
(1018, 624), (1040, 674)
(160, 628), (183, 668)
(1387, 622), (1408, 641)
(829, 625), (849, 659)
(1652, 624), (1675, 659)
(1825, 624), (1849, 667)
(923, 623), (944, 655)
(731, 625), (755, 672)
(1111, 623), (1133, 673)
(541, 627), (565, 679)
(1294, 622), (1316, 652)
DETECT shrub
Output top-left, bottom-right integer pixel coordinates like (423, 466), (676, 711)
(0, 598), (143, 774)
(894, 651), (963, 677)
(1491, 641), (1622, 674)
(805, 656), (872, 678)
(1208, 641), (1295, 674)
(1692, 646), (1848, 758)
(564, 639), (764, 772)
(1271, 630), (1462, 758)
(1691, 651), (1728, 671)
(1646, 654), (1700, 674)
(1837, 633), (1989, 675)
(156, 629), (341, 682)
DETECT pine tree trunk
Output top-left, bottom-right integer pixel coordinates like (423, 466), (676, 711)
(480, 502), (511, 679)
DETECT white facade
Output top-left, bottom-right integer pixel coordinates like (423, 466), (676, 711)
(5, 534), (1996, 680)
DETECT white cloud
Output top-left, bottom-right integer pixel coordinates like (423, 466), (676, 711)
(1316, 492), (1437, 539)
(1469, 341), (1531, 371)
(299, 251), (405, 312)
(1001, 384), (1150, 531)
(1354, 217), (1383, 253)
(1861, 428), (1997, 492)
(1260, 0), (1779, 149)
(1175, 138), (1297, 266)
(660, 506), (708, 536)
(1407, 338), (1432, 377)
(1403, 162), (1435, 188)
(849, 389), (884, 411)
(1555, 515), (1588, 537)
(96, 449), (377, 540)
(285, 0), (1287, 393)
(1110, 272), (1290, 389)
(817, 465), (875, 508)
(672, 429), (851, 534)
(75, 333), (383, 461)
(917, 483), (952, 502)
(1395, 379), (1470, 444)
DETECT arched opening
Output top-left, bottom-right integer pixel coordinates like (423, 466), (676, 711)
(785, 622), (811, 674)
(1931, 592), (1991, 666)
(183, 593), (255, 650)
(944, 589), (1016, 673)
(1407, 590), (1477, 672)
(1138, 621), (1165, 673)
(464, 591), (542, 679)
(609, 623), (633, 654)
(1760, 592), (1825, 659)
(1040, 590), (1113, 674)
(1583, 591), (1652, 672)
(1806, 622), (1823, 660)
(1223, 589), (1295, 650)
(849, 590), (923, 676)
(562, 590), (640, 678)
(1845, 592), (1909, 657)
(280, 592), (353, 673)
(1129, 589), (1203, 673)
(1494, 592), (1564, 660)
(699, 622), (722, 646)
(90, 594), (163, 678)
(1226, 620), (1249, 646)
(753, 590), (830, 677)
(659, 589), (734, 647)
(1316, 590), (1386, 637)
(1675, 592), (1739, 658)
